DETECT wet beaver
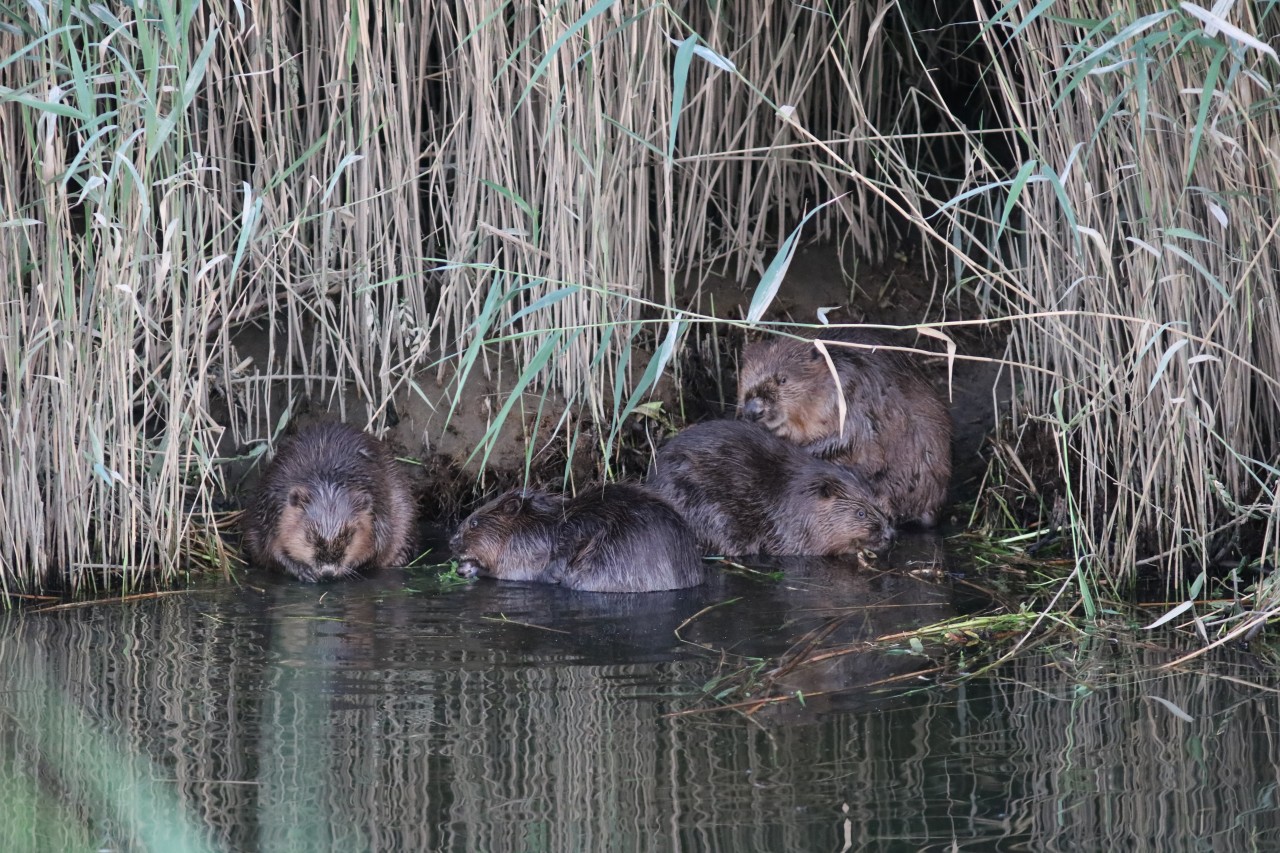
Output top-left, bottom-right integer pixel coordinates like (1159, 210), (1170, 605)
(449, 483), (706, 592)
(242, 422), (417, 582)
(647, 419), (896, 557)
(737, 327), (952, 526)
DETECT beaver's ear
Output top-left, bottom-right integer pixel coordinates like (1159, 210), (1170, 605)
(811, 476), (841, 500)
(288, 486), (312, 508)
(496, 491), (526, 514)
(526, 491), (562, 514)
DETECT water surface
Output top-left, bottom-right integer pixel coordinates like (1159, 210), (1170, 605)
(2, 540), (1278, 851)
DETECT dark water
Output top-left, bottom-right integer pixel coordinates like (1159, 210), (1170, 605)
(2, 538), (1279, 852)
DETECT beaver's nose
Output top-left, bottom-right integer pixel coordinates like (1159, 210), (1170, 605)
(739, 397), (765, 421)
(872, 524), (897, 555)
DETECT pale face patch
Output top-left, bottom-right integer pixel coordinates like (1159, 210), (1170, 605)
(269, 496), (378, 581)
(309, 510), (376, 579)
(273, 502), (317, 570)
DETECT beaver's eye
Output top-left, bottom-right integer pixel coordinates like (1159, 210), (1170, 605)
(777, 376), (787, 385)
(469, 517), (479, 529)
(855, 508), (866, 519)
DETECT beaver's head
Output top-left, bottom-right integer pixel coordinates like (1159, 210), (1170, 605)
(450, 489), (561, 580)
(273, 481), (378, 582)
(738, 337), (842, 446)
(801, 471), (895, 557)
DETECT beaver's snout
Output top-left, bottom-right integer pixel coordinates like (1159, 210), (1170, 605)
(870, 524), (897, 554)
(740, 397), (766, 421)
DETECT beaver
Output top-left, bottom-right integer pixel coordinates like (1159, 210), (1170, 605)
(737, 327), (952, 526)
(242, 422), (417, 582)
(646, 419), (896, 557)
(449, 483), (706, 592)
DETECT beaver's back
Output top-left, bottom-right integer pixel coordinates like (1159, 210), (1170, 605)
(555, 484), (705, 592)
(647, 419), (895, 556)
(450, 484), (705, 592)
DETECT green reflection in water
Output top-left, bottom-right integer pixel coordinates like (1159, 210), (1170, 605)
(0, 552), (1277, 852)
(0, 638), (221, 852)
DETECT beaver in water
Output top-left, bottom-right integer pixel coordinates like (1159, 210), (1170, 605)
(242, 422), (417, 583)
(647, 419), (896, 557)
(737, 327), (951, 527)
(449, 483), (706, 592)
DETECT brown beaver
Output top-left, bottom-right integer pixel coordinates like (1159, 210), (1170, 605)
(449, 483), (706, 592)
(737, 327), (951, 526)
(242, 422), (417, 582)
(646, 419), (896, 557)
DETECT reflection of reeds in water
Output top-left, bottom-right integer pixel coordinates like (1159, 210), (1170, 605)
(3, 587), (1278, 848)
(965, 643), (1280, 849)
(0, 607), (227, 851)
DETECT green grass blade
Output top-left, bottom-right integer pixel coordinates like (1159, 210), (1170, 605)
(471, 329), (568, 472)
(747, 196), (844, 323)
(606, 314), (685, 457)
(505, 285), (577, 328)
(517, 0), (617, 111)
(668, 35), (698, 160)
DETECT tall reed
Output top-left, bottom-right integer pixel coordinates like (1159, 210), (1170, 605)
(964, 2), (1280, 607)
(0, 1), (909, 595)
(0, 1), (461, 594)
(3, 0), (1278, 623)
(744, 2), (1280, 628)
(1, 3), (231, 595)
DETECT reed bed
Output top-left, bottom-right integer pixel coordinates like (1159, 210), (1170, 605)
(1, 0), (1278, 635)
(962, 2), (1280, 617)
(0, 1), (910, 596)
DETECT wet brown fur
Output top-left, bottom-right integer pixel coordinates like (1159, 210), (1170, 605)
(738, 327), (952, 526)
(647, 419), (896, 556)
(242, 422), (417, 582)
(449, 484), (706, 593)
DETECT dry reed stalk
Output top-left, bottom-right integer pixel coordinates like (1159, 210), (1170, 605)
(1, 2), (908, 595)
(203, 0), (438, 442)
(8, 0), (1272, 618)
(664, 2), (900, 283)
(426, 2), (911, 448)
(0, 3), (233, 594)
(735, 1), (1280, 622)
(1, 0), (454, 594)
(962, 1), (1280, 596)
